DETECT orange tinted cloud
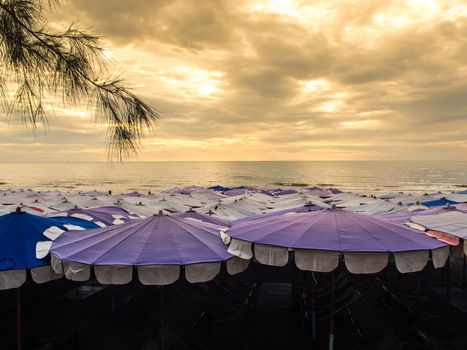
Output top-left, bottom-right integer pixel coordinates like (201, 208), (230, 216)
(1, 0), (467, 161)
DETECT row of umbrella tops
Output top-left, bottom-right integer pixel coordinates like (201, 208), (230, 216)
(0, 203), (450, 290)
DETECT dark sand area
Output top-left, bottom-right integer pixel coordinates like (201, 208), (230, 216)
(2, 252), (467, 350)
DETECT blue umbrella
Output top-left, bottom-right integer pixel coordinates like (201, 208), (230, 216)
(421, 198), (459, 207)
(0, 209), (86, 284)
(48, 216), (100, 230)
(0, 208), (86, 350)
(208, 185), (231, 192)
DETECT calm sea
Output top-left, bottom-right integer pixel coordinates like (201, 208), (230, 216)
(0, 161), (466, 195)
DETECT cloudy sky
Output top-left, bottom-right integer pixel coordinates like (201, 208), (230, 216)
(1, 0), (467, 162)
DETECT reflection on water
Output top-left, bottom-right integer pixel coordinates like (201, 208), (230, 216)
(0, 161), (466, 194)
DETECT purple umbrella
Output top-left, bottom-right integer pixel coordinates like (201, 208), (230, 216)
(225, 208), (448, 274)
(51, 213), (247, 350)
(120, 191), (143, 197)
(50, 213), (246, 285)
(172, 209), (231, 227)
(49, 206), (139, 226)
(327, 188), (343, 195)
(260, 188), (298, 196)
(305, 188), (332, 198)
(81, 190), (106, 197)
(225, 207), (448, 350)
(223, 188), (250, 196)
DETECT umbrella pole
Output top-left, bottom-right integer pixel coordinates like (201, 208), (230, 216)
(329, 270), (335, 350)
(446, 257), (451, 350)
(16, 286), (22, 350)
(462, 246), (466, 288)
(160, 286), (166, 350)
(310, 274), (317, 341)
(73, 282), (80, 350)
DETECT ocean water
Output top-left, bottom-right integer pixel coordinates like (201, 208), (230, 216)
(0, 161), (466, 195)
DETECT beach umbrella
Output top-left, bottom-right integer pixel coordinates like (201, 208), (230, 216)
(223, 188), (255, 196)
(344, 200), (403, 216)
(381, 206), (461, 223)
(50, 212), (246, 284)
(81, 190), (107, 197)
(260, 188), (298, 196)
(200, 200), (264, 221)
(421, 198), (459, 207)
(49, 206), (139, 226)
(162, 186), (205, 195)
(65, 195), (115, 208)
(224, 208), (448, 274)
(388, 194), (441, 206)
(409, 211), (467, 251)
(305, 187), (332, 198)
(233, 203), (322, 224)
(48, 216), (101, 230)
(269, 195), (331, 211)
(408, 211), (467, 238)
(188, 189), (226, 204)
(120, 191), (143, 197)
(158, 193), (206, 208)
(345, 200), (427, 216)
(0, 209), (89, 350)
(50, 212), (248, 350)
(331, 196), (381, 208)
(0, 210), (90, 290)
(116, 195), (154, 206)
(327, 188), (342, 195)
(446, 193), (467, 203)
(408, 210), (467, 337)
(208, 185), (231, 192)
(113, 200), (172, 218)
(172, 209), (231, 227)
(223, 208), (448, 349)
(0, 193), (25, 205)
(325, 192), (380, 208)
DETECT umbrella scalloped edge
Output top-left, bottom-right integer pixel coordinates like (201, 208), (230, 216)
(0, 269), (26, 290)
(50, 256), (249, 285)
(226, 240), (449, 274)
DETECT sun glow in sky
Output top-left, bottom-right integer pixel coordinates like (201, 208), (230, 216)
(1, 0), (467, 161)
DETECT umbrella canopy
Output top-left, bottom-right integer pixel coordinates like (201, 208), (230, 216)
(0, 211), (76, 290)
(208, 185), (231, 192)
(223, 187), (256, 196)
(388, 194), (439, 206)
(50, 213), (247, 285)
(381, 206), (460, 223)
(48, 216), (101, 230)
(270, 196), (330, 211)
(305, 187), (332, 197)
(172, 210), (231, 227)
(234, 203), (322, 224)
(49, 206), (138, 226)
(344, 200), (403, 216)
(421, 198), (459, 207)
(224, 208), (448, 274)
(409, 211), (467, 240)
(260, 188), (298, 196)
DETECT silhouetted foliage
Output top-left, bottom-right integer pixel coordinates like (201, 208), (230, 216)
(0, 0), (158, 160)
